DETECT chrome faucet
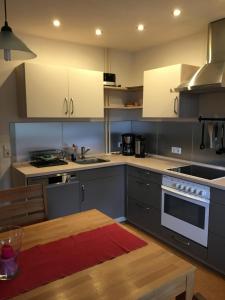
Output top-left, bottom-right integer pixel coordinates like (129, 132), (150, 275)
(80, 146), (90, 159)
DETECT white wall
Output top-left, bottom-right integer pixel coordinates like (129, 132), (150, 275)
(131, 30), (208, 86)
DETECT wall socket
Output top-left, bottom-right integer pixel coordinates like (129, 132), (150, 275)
(171, 146), (182, 155)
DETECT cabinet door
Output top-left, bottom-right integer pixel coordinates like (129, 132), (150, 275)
(46, 181), (80, 220)
(80, 168), (125, 219)
(208, 233), (225, 275)
(127, 176), (161, 210)
(127, 197), (161, 235)
(69, 69), (104, 118)
(209, 201), (225, 238)
(160, 226), (207, 260)
(143, 64), (181, 118)
(24, 63), (69, 118)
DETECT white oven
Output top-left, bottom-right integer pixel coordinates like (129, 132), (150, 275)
(161, 176), (210, 247)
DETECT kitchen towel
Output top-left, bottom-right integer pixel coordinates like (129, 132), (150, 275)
(0, 223), (147, 300)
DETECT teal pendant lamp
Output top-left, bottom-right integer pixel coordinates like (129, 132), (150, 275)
(0, 0), (36, 61)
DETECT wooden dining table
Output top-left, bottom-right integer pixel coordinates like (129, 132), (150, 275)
(1, 209), (196, 300)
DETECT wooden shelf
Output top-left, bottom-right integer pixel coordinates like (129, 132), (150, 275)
(127, 86), (143, 91)
(104, 86), (128, 91)
(104, 85), (143, 92)
(104, 105), (143, 110)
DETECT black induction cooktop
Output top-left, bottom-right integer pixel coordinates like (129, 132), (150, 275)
(169, 165), (225, 180)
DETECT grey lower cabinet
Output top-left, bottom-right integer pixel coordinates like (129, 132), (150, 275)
(126, 166), (162, 235)
(160, 226), (207, 260)
(78, 166), (125, 219)
(207, 188), (225, 275)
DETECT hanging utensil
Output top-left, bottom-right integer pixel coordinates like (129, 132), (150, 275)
(200, 122), (205, 150)
(207, 123), (214, 149)
(214, 123), (219, 149)
(216, 124), (225, 154)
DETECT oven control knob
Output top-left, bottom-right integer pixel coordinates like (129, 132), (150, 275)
(191, 188), (196, 194)
(198, 190), (203, 196)
(176, 184), (181, 189)
(184, 186), (189, 192)
(187, 187), (192, 192)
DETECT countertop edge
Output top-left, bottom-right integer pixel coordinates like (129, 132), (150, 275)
(12, 155), (225, 191)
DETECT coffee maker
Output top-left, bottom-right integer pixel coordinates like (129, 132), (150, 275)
(135, 135), (145, 158)
(121, 133), (135, 156)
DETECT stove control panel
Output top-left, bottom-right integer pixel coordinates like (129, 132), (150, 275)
(162, 175), (210, 200)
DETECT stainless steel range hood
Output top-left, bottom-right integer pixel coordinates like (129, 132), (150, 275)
(176, 18), (225, 92)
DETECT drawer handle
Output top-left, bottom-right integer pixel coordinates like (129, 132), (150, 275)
(135, 203), (150, 211)
(136, 180), (145, 185)
(172, 235), (190, 247)
(136, 180), (150, 187)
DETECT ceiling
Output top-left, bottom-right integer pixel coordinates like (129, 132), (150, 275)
(3, 0), (225, 51)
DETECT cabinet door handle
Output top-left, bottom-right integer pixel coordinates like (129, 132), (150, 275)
(171, 235), (190, 247)
(64, 97), (69, 115)
(135, 202), (150, 211)
(70, 98), (74, 115)
(81, 184), (85, 201)
(135, 180), (145, 185)
(137, 171), (150, 175)
(173, 96), (179, 115)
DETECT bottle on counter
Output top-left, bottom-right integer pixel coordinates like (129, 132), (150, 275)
(71, 144), (78, 161)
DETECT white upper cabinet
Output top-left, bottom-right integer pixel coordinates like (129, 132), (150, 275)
(22, 63), (68, 118)
(143, 64), (198, 118)
(16, 63), (104, 118)
(69, 68), (104, 118)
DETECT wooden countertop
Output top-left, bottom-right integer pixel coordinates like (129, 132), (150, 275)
(13, 154), (225, 190)
(3, 210), (196, 300)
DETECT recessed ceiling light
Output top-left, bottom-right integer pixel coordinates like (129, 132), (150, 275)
(53, 19), (61, 27)
(137, 24), (145, 31)
(173, 8), (181, 17)
(95, 28), (102, 36)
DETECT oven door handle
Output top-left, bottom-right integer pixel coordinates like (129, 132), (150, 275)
(161, 185), (210, 204)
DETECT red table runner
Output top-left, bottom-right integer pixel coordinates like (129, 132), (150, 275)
(0, 223), (147, 300)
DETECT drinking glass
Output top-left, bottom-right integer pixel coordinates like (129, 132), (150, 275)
(0, 226), (23, 280)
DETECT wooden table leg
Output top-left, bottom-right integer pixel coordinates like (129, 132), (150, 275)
(176, 292), (186, 300)
(185, 271), (195, 300)
(175, 271), (195, 300)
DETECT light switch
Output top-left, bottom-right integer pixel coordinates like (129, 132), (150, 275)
(3, 144), (11, 158)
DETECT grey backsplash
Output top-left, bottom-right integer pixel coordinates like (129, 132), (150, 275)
(131, 121), (158, 154)
(110, 121), (132, 151)
(11, 122), (105, 161)
(132, 121), (225, 167)
(11, 120), (225, 167)
(62, 122), (105, 154)
(11, 122), (63, 161)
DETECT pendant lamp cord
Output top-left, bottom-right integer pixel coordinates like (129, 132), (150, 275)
(4, 0), (7, 23)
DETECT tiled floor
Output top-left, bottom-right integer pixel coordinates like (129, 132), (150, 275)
(123, 223), (225, 300)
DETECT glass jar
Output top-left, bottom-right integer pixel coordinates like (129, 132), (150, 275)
(0, 226), (23, 280)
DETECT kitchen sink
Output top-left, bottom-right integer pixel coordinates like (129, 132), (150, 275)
(75, 157), (110, 164)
